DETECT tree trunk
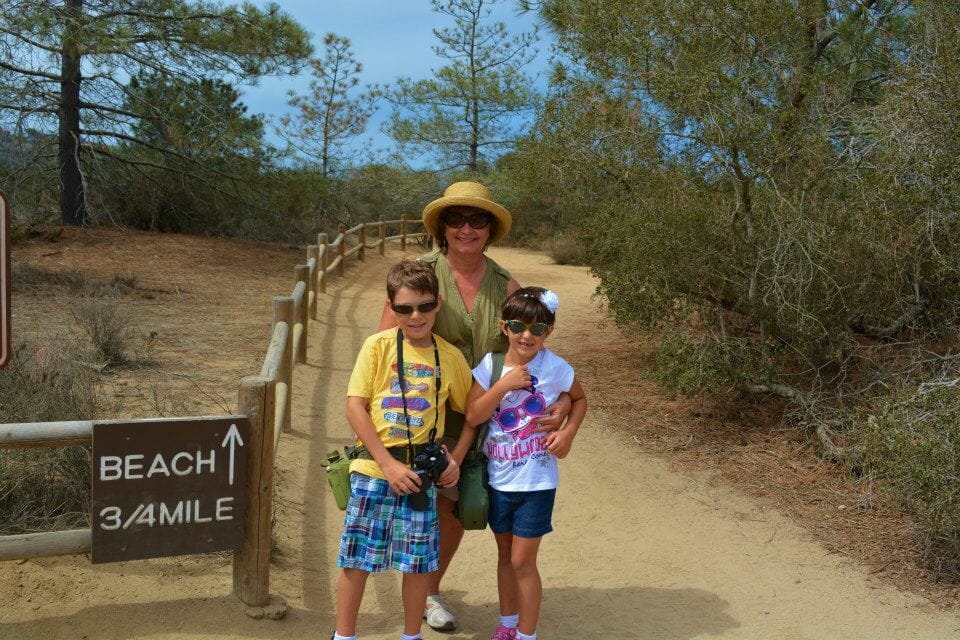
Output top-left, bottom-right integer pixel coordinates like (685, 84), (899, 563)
(58, 0), (87, 226)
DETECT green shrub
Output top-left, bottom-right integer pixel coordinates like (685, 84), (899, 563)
(548, 231), (585, 265)
(859, 386), (960, 579)
(654, 333), (770, 395)
(0, 340), (99, 533)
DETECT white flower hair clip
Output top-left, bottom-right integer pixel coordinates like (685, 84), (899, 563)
(540, 290), (559, 314)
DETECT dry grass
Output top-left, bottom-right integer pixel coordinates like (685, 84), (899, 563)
(0, 339), (100, 533)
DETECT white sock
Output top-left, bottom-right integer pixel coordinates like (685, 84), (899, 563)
(500, 613), (519, 629)
(400, 633), (423, 640)
(333, 634), (357, 640)
(515, 631), (537, 640)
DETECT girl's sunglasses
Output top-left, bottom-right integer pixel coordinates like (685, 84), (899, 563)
(443, 211), (491, 229)
(391, 299), (439, 315)
(504, 319), (551, 336)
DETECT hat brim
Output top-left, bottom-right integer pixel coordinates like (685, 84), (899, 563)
(422, 195), (512, 245)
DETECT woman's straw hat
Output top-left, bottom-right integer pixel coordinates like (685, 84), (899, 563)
(422, 181), (512, 244)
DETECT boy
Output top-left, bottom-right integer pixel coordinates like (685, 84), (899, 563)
(333, 259), (473, 640)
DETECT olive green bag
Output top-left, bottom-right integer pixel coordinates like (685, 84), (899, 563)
(455, 352), (504, 530)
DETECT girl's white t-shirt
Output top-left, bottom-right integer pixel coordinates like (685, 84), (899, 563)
(472, 348), (575, 491)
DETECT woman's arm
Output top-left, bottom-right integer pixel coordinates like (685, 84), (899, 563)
(377, 298), (397, 331)
(534, 392), (572, 433)
(544, 378), (587, 459)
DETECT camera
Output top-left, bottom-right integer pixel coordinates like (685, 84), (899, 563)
(408, 441), (449, 511)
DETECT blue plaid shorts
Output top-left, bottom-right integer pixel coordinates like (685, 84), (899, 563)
(337, 473), (439, 573)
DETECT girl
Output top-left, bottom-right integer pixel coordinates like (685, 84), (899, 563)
(457, 287), (588, 640)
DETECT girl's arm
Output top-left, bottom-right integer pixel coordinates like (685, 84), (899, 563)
(465, 365), (530, 427)
(544, 378), (587, 459)
(346, 396), (420, 494)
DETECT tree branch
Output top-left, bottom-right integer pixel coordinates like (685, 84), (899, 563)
(850, 298), (928, 339)
(0, 59), (62, 81)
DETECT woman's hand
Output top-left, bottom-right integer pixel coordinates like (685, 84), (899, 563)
(533, 392), (572, 433)
(545, 429), (576, 459)
(382, 459), (421, 495)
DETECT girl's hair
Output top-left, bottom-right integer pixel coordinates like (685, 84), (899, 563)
(501, 286), (556, 325)
(436, 208), (499, 254)
(386, 259), (439, 302)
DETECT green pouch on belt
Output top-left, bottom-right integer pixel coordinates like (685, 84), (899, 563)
(324, 445), (358, 511)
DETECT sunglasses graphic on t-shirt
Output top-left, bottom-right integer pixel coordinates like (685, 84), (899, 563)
(494, 391), (546, 441)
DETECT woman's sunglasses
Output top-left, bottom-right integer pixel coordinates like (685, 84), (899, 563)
(443, 211), (491, 229)
(504, 319), (551, 336)
(391, 300), (439, 315)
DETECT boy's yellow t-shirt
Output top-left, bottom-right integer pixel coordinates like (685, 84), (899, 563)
(346, 329), (472, 479)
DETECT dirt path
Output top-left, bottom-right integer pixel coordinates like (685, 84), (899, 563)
(3, 234), (960, 639)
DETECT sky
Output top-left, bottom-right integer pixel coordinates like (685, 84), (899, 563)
(243, 0), (554, 158)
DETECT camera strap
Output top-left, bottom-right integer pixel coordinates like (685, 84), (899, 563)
(396, 328), (441, 460)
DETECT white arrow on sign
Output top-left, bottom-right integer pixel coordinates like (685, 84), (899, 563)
(221, 424), (245, 486)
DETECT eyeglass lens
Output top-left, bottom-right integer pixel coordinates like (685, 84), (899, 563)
(392, 300), (439, 315)
(444, 211), (490, 229)
(505, 320), (550, 336)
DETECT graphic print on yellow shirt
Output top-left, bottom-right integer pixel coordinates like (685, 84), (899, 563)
(346, 329), (471, 480)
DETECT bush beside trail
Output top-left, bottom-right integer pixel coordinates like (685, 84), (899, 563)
(495, 2), (960, 577)
(0, 340), (99, 533)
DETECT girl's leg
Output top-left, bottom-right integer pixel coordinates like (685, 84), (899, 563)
(511, 535), (543, 636)
(402, 571), (431, 636)
(335, 568), (370, 637)
(495, 532), (519, 617)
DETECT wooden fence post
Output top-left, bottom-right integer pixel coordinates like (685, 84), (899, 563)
(233, 374), (275, 607)
(294, 264), (309, 365)
(307, 245), (319, 320)
(378, 217), (385, 256)
(400, 214), (407, 252)
(338, 224), (346, 276)
(274, 297), (294, 434)
(358, 223), (366, 262)
(318, 232), (328, 294)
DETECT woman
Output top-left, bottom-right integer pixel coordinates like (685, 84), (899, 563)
(378, 181), (570, 631)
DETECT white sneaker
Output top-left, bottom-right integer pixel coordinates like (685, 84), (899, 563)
(424, 594), (456, 631)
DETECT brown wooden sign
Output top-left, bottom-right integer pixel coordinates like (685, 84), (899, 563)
(0, 192), (9, 369)
(90, 416), (249, 564)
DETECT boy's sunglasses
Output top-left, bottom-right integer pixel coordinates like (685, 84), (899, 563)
(391, 299), (439, 315)
(504, 320), (551, 336)
(443, 211), (491, 229)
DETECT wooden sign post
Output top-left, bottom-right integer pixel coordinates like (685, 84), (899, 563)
(0, 192), (9, 369)
(90, 416), (250, 564)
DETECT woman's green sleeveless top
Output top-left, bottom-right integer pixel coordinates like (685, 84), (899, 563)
(420, 251), (510, 439)
(420, 251), (510, 368)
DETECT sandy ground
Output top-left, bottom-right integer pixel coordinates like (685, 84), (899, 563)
(3, 229), (960, 639)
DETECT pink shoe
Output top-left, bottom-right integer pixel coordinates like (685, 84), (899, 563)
(490, 626), (517, 640)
